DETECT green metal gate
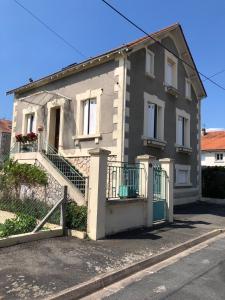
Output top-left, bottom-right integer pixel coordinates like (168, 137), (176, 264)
(153, 164), (167, 222)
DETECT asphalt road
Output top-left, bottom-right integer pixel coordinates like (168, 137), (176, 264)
(84, 234), (225, 300)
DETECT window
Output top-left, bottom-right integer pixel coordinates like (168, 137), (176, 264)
(26, 114), (35, 133)
(147, 103), (157, 138)
(176, 108), (190, 148)
(175, 165), (191, 186)
(145, 49), (154, 77)
(83, 98), (97, 135)
(215, 153), (223, 161)
(144, 93), (165, 142)
(185, 78), (192, 100)
(165, 50), (178, 89)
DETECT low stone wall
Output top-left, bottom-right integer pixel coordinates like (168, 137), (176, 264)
(105, 198), (147, 235)
(174, 187), (200, 206)
(201, 197), (225, 205)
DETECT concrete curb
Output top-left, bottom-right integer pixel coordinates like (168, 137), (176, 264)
(46, 228), (224, 300)
(0, 228), (63, 248)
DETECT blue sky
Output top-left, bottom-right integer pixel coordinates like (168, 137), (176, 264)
(1, 0), (225, 128)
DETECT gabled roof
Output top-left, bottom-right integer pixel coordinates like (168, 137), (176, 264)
(7, 23), (206, 98)
(0, 119), (12, 133)
(201, 131), (225, 151)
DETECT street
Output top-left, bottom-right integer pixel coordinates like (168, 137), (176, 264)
(84, 233), (225, 300)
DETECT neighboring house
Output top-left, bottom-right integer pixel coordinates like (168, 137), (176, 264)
(0, 119), (12, 163)
(7, 23), (206, 206)
(201, 129), (225, 166)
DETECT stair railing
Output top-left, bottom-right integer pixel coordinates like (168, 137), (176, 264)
(42, 143), (88, 197)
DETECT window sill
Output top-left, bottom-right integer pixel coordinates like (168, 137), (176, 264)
(164, 84), (179, 97)
(145, 72), (155, 79)
(142, 136), (167, 149)
(185, 96), (192, 101)
(175, 183), (192, 187)
(73, 134), (102, 145)
(214, 160), (224, 163)
(175, 145), (192, 154)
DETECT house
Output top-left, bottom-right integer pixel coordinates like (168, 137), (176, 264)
(7, 23), (206, 206)
(0, 119), (12, 163)
(201, 129), (225, 166)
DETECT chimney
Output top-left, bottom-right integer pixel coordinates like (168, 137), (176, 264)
(201, 128), (207, 136)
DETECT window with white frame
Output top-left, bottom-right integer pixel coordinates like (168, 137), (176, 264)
(165, 50), (178, 88)
(185, 78), (192, 100)
(83, 98), (97, 135)
(175, 164), (191, 186)
(144, 93), (165, 141)
(25, 113), (35, 133)
(145, 49), (154, 77)
(215, 153), (224, 161)
(176, 108), (190, 148)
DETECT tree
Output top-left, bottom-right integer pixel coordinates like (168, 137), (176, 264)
(0, 159), (48, 198)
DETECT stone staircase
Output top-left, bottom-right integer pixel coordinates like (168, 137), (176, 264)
(42, 145), (86, 195)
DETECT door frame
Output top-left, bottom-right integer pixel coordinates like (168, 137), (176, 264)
(47, 98), (66, 151)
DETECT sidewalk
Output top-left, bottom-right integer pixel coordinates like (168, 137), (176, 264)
(0, 202), (225, 299)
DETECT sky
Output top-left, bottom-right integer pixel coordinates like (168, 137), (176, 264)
(1, 0), (225, 129)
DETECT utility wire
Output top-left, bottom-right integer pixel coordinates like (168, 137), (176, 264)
(13, 0), (87, 59)
(101, 0), (225, 92)
(202, 69), (225, 81)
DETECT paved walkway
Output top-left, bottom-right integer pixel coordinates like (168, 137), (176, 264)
(0, 202), (225, 299)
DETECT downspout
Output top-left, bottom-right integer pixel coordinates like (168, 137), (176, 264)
(121, 52), (127, 162)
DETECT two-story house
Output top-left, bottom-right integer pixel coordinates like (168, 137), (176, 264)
(7, 23), (206, 206)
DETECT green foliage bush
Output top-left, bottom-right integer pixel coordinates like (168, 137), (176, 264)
(0, 213), (37, 237)
(0, 159), (48, 197)
(66, 202), (87, 231)
(202, 166), (225, 199)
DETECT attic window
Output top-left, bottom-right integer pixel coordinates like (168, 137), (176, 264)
(164, 50), (178, 89)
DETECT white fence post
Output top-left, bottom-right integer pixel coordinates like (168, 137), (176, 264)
(159, 158), (174, 223)
(136, 154), (156, 227)
(87, 148), (111, 240)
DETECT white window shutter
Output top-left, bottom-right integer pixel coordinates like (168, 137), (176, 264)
(83, 100), (89, 135)
(147, 103), (155, 138)
(31, 114), (35, 133)
(89, 99), (97, 134)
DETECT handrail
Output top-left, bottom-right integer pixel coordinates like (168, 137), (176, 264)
(43, 143), (86, 181)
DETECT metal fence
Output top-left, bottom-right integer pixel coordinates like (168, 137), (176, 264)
(106, 161), (146, 199)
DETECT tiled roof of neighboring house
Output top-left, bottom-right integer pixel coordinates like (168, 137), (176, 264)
(201, 131), (225, 151)
(0, 119), (12, 133)
(7, 23), (206, 98)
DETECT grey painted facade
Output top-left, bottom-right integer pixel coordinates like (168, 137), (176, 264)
(10, 26), (205, 205)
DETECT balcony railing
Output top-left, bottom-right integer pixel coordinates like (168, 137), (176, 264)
(106, 161), (146, 200)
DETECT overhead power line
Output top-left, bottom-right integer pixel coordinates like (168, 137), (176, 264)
(13, 0), (87, 59)
(101, 0), (225, 92)
(203, 69), (225, 81)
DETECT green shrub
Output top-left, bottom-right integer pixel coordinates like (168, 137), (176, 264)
(66, 202), (87, 231)
(0, 213), (37, 237)
(202, 166), (225, 199)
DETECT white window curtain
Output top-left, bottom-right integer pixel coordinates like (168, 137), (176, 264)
(89, 99), (96, 134)
(83, 100), (89, 135)
(83, 98), (97, 135)
(166, 61), (174, 86)
(26, 114), (35, 133)
(178, 170), (188, 184)
(185, 80), (191, 99)
(147, 103), (155, 138)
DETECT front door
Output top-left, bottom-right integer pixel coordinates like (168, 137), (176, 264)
(54, 108), (60, 150)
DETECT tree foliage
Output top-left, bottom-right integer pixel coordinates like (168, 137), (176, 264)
(0, 159), (48, 197)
